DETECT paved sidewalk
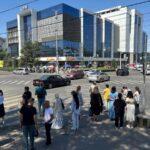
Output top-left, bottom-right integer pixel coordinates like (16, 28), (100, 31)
(0, 109), (150, 150)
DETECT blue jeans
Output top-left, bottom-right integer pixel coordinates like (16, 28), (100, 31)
(23, 125), (35, 150)
(38, 98), (45, 115)
(109, 101), (115, 120)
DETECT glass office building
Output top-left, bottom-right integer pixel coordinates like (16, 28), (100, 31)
(37, 3), (80, 57)
(82, 12), (94, 57)
(104, 20), (112, 58)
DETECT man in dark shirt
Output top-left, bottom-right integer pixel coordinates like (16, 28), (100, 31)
(35, 83), (47, 116)
(114, 93), (126, 129)
(20, 98), (37, 150)
(22, 86), (32, 105)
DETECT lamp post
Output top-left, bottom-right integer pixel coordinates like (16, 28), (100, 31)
(55, 11), (59, 74)
(119, 52), (122, 69)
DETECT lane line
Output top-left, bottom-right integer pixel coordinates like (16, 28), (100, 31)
(17, 81), (25, 85)
(24, 80), (31, 85)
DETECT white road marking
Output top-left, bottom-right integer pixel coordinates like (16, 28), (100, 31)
(17, 81), (25, 85)
(9, 80), (18, 84)
(24, 81), (31, 85)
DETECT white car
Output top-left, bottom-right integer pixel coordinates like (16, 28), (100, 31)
(13, 68), (29, 75)
(146, 68), (150, 75)
(84, 70), (100, 77)
(88, 72), (110, 82)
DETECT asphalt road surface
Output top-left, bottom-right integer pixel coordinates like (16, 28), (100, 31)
(0, 70), (150, 150)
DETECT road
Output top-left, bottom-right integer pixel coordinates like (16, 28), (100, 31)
(0, 70), (150, 150)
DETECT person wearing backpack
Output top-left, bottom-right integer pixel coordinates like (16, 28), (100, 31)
(35, 83), (47, 116)
(52, 94), (64, 129)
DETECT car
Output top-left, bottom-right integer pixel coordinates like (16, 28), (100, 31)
(88, 72), (110, 82)
(84, 70), (100, 77)
(33, 75), (71, 89)
(116, 68), (129, 76)
(146, 68), (150, 75)
(66, 70), (84, 80)
(13, 68), (29, 75)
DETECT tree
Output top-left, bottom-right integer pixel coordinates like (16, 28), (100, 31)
(21, 41), (41, 67)
(0, 50), (8, 60)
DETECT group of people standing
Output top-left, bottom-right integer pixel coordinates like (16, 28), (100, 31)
(102, 84), (141, 129)
(0, 82), (142, 150)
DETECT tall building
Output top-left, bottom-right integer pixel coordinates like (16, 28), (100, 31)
(96, 6), (143, 64)
(142, 31), (148, 52)
(0, 37), (6, 50)
(6, 3), (146, 64)
(7, 4), (81, 58)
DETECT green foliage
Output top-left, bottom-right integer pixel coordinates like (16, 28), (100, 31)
(21, 41), (40, 67)
(111, 59), (117, 69)
(0, 50), (8, 60)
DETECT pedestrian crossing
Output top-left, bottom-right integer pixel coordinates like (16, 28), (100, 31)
(0, 80), (32, 86)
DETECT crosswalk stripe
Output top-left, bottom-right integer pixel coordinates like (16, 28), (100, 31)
(0, 80), (6, 84)
(9, 80), (18, 84)
(1, 81), (12, 85)
(25, 81), (31, 85)
(17, 81), (25, 85)
(5, 95), (21, 101)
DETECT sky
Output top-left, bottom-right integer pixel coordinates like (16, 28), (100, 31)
(0, 0), (150, 50)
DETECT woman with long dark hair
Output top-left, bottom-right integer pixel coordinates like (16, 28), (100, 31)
(71, 91), (80, 132)
(90, 86), (103, 121)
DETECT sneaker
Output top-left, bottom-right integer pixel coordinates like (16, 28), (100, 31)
(126, 125), (130, 129)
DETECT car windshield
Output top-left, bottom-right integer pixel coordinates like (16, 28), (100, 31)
(17, 69), (24, 71)
(40, 75), (50, 80)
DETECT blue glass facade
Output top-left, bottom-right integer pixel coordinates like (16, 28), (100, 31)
(104, 20), (112, 58)
(37, 3), (79, 20)
(83, 12), (94, 57)
(8, 44), (18, 57)
(7, 19), (17, 29)
(40, 40), (80, 57)
(96, 18), (102, 57)
(24, 15), (32, 41)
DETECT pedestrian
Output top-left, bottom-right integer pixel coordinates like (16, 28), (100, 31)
(89, 82), (97, 93)
(109, 86), (118, 120)
(114, 93), (126, 129)
(0, 90), (5, 127)
(71, 91), (80, 132)
(20, 98), (38, 150)
(44, 100), (54, 145)
(122, 86), (128, 100)
(103, 84), (110, 111)
(22, 86), (32, 105)
(76, 86), (84, 109)
(52, 94), (64, 129)
(35, 83), (47, 116)
(125, 91), (135, 129)
(134, 86), (141, 115)
(90, 86), (103, 121)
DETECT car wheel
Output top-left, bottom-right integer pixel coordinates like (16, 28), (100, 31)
(67, 81), (70, 85)
(49, 84), (53, 89)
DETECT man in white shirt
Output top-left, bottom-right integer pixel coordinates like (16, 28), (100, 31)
(44, 101), (54, 145)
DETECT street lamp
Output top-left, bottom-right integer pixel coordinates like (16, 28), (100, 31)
(55, 11), (59, 74)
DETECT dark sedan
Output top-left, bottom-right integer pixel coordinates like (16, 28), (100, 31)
(116, 68), (129, 76)
(33, 75), (71, 89)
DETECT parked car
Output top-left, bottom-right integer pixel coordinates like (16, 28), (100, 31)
(13, 68), (29, 75)
(66, 70), (84, 80)
(88, 71), (110, 82)
(116, 67), (129, 76)
(146, 68), (150, 75)
(33, 74), (71, 89)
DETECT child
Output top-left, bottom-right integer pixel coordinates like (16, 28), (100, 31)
(71, 91), (80, 132)
(114, 93), (126, 129)
(0, 90), (5, 126)
(44, 101), (54, 145)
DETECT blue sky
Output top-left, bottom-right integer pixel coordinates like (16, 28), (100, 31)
(0, 0), (150, 50)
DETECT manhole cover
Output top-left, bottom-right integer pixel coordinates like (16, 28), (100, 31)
(0, 138), (14, 147)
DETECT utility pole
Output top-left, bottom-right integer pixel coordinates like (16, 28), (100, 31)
(119, 52), (122, 69)
(55, 11), (59, 74)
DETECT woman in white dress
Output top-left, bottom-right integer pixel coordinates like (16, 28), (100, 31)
(52, 94), (64, 129)
(125, 91), (135, 128)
